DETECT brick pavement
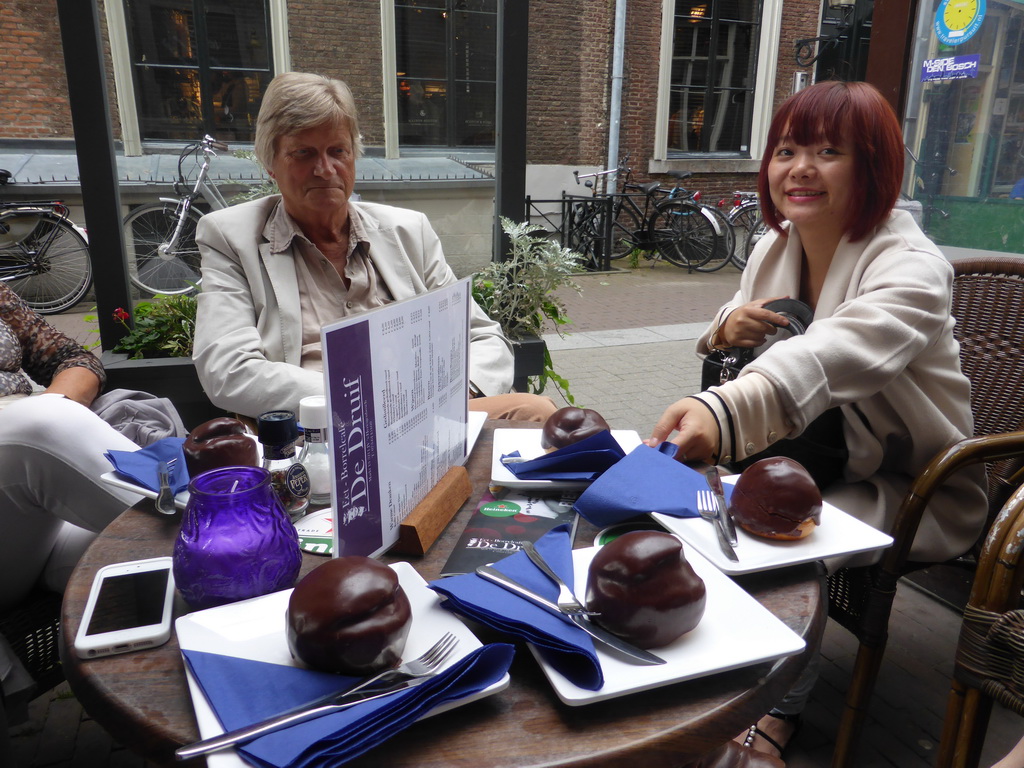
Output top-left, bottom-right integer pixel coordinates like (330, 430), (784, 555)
(16, 260), (1024, 767)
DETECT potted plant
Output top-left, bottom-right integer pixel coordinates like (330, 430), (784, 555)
(472, 217), (584, 403)
(91, 293), (222, 428)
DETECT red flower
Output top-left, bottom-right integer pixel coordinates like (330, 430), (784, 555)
(113, 307), (130, 322)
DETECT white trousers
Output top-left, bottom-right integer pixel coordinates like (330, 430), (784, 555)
(0, 396), (143, 610)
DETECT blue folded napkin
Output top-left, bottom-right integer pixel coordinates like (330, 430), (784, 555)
(428, 524), (603, 690)
(500, 430), (625, 481)
(573, 442), (716, 527)
(104, 436), (189, 494)
(182, 642), (514, 768)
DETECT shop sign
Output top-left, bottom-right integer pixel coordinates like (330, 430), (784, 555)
(921, 54), (982, 82)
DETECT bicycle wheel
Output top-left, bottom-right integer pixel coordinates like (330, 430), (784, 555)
(122, 202), (203, 295)
(647, 200), (719, 269)
(0, 211), (92, 314)
(564, 201), (603, 270)
(607, 202), (643, 260)
(742, 215), (769, 266)
(693, 204), (735, 273)
(729, 203), (761, 270)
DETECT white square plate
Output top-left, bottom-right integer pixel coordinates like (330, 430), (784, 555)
(532, 544), (806, 706)
(175, 562), (509, 768)
(652, 477), (893, 575)
(490, 428), (643, 490)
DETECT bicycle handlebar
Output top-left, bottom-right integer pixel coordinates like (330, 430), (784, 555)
(202, 135), (230, 152)
(574, 167), (620, 184)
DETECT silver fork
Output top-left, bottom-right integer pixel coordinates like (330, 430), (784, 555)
(521, 541), (600, 616)
(155, 458), (177, 515)
(696, 490), (719, 526)
(175, 631), (459, 760)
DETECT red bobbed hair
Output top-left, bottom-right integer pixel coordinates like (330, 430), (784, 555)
(757, 81), (904, 243)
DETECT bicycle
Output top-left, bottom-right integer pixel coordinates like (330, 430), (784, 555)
(716, 191), (761, 270)
(0, 169), (93, 314)
(122, 135), (231, 296)
(741, 214), (770, 264)
(570, 166), (721, 271)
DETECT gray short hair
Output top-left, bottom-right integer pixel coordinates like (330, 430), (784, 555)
(254, 72), (363, 169)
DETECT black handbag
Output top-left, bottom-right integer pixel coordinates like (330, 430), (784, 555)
(700, 299), (848, 490)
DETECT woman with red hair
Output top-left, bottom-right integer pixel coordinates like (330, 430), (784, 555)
(652, 81), (987, 761)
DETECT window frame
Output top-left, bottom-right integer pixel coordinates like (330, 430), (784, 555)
(382, 0), (498, 154)
(652, 0), (783, 169)
(106, 0), (289, 156)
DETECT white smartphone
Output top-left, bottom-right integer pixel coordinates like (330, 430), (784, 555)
(73, 556), (176, 659)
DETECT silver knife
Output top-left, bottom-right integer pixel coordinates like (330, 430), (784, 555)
(476, 565), (666, 665)
(704, 466), (738, 546)
(175, 677), (422, 760)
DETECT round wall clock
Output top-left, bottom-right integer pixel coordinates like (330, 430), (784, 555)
(935, 0), (986, 46)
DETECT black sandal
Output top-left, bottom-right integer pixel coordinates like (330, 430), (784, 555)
(742, 711), (802, 757)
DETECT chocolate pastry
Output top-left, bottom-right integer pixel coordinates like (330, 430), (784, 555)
(730, 457), (822, 540)
(541, 406), (611, 451)
(585, 531), (706, 649)
(286, 557), (412, 675)
(183, 417), (259, 476)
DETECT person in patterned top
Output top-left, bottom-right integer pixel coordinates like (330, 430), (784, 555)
(0, 285), (143, 669)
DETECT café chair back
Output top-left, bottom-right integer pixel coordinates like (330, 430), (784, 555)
(0, 589), (65, 723)
(829, 256), (1024, 767)
(934, 481), (1024, 768)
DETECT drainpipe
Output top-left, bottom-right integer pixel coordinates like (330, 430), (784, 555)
(606, 0), (628, 193)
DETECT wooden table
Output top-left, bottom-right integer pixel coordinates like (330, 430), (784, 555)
(61, 421), (826, 767)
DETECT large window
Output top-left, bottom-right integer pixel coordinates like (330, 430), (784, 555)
(394, 0), (497, 147)
(664, 0), (763, 156)
(123, 0), (273, 143)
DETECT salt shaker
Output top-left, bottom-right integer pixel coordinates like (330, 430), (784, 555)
(299, 395), (331, 507)
(257, 410), (310, 522)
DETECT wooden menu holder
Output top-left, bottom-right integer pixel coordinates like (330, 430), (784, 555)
(392, 465), (472, 556)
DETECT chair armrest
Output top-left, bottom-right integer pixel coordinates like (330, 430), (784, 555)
(880, 430), (1024, 577)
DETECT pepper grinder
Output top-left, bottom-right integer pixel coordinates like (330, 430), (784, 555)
(257, 410), (310, 523)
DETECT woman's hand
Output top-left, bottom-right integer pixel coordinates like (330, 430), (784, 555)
(45, 366), (102, 407)
(718, 296), (792, 349)
(646, 397), (720, 464)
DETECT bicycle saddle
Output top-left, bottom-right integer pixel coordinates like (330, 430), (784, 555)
(639, 181), (661, 195)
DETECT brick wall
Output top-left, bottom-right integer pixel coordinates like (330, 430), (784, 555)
(526, 0), (615, 166)
(1, 0), (73, 139)
(0, 0), (121, 141)
(288, 0), (385, 146)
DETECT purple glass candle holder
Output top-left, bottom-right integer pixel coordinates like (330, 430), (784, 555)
(173, 466), (302, 611)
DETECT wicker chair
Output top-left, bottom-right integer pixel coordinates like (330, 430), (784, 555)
(934, 481), (1024, 768)
(830, 256), (1024, 767)
(0, 589), (65, 725)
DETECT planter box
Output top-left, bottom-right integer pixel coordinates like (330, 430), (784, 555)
(511, 334), (547, 392)
(101, 352), (223, 430)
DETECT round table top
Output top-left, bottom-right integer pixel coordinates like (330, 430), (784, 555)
(61, 420), (825, 767)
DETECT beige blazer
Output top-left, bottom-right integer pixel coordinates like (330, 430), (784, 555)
(193, 196), (513, 418)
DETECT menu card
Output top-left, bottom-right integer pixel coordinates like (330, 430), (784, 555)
(322, 278), (471, 558)
(440, 490), (580, 576)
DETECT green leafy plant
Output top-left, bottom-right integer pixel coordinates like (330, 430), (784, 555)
(472, 217), (584, 403)
(228, 149), (278, 203)
(106, 293), (198, 359)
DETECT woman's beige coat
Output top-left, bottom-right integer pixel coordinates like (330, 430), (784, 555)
(699, 210), (987, 563)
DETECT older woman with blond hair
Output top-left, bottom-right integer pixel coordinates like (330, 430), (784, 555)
(194, 71), (555, 421)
